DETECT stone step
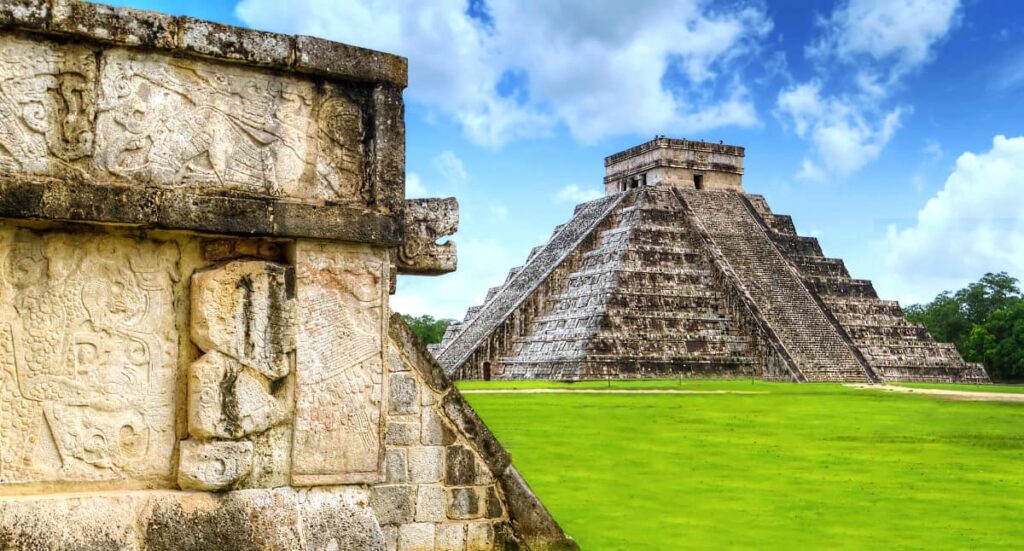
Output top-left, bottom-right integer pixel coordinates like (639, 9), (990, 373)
(790, 255), (850, 278)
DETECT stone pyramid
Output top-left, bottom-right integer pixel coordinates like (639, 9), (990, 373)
(434, 138), (989, 384)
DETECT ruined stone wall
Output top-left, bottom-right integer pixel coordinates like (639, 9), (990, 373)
(0, 3), (576, 549)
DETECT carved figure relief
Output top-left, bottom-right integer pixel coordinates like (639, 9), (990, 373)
(315, 91), (365, 203)
(0, 229), (178, 484)
(292, 243), (386, 485)
(95, 50), (315, 196)
(0, 36), (96, 176)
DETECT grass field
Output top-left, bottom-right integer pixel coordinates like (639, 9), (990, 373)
(460, 380), (1024, 550)
(893, 382), (1024, 394)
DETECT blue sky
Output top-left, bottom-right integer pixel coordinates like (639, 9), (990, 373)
(109, 0), (1024, 319)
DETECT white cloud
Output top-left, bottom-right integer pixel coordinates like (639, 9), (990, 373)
(809, 0), (961, 80)
(235, 0), (771, 146)
(777, 82), (902, 180)
(777, 1), (958, 181)
(554, 184), (603, 204)
(923, 139), (944, 160)
(431, 150), (467, 185)
(878, 135), (1024, 303)
(406, 172), (429, 198)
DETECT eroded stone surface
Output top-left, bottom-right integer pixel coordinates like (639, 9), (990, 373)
(0, 228), (178, 485)
(292, 242), (387, 485)
(396, 197), (459, 275)
(191, 260), (294, 380)
(187, 351), (286, 439)
(177, 439), (254, 491)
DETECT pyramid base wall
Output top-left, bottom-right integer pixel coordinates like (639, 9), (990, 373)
(496, 359), (763, 381)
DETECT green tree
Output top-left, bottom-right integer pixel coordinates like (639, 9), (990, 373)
(401, 314), (456, 345)
(964, 301), (1024, 380)
(955, 272), (1021, 326)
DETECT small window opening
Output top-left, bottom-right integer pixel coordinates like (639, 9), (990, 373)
(483, 361), (492, 381)
(694, 174), (704, 190)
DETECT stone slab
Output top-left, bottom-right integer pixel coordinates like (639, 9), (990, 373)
(0, 228), (179, 487)
(292, 242), (388, 485)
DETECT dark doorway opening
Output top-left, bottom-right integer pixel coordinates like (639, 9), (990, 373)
(694, 174), (704, 190)
(483, 362), (492, 381)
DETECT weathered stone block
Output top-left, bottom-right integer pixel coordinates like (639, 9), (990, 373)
(436, 524), (467, 551)
(385, 449), (408, 483)
(177, 440), (254, 491)
(369, 485), (414, 525)
(415, 485), (446, 522)
(485, 487), (503, 519)
(187, 351), (286, 439)
(293, 34), (408, 87)
(408, 447), (444, 484)
(179, 16), (292, 66)
(386, 421), (421, 446)
(441, 391), (511, 475)
(398, 523), (435, 551)
(396, 197), (459, 275)
(447, 488), (482, 520)
(445, 445), (477, 486)
(466, 522), (496, 551)
(191, 260), (295, 380)
(390, 372), (419, 414)
(423, 409), (454, 446)
(51, 1), (176, 48)
(0, 0), (47, 30)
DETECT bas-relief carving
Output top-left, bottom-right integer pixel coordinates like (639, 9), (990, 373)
(0, 229), (179, 485)
(94, 49), (315, 196)
(0, 35), (369, 205)
(396, 197), (459, 275)
(0, 36), (96, 176)
(292, 243), (387, 485)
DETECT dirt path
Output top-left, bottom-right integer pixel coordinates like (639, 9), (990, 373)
(458, 388), (766, 395)
(849, 384), (1024, 402)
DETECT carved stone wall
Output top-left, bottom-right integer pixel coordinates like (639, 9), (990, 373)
(0, 2), (573, 550)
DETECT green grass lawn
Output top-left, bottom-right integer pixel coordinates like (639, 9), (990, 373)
(461, 380), (1024, 550)
(893, 382), (1024, 394)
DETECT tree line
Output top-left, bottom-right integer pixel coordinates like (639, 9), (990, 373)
(402, 314), (456, 345)
(905, 272), (1024, 382)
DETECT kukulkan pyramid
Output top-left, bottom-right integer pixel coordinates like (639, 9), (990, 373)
(434, 138), (990, 384)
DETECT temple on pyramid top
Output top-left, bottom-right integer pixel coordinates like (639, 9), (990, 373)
(433, 139), (990, 385)
(604, 138), (745, 194)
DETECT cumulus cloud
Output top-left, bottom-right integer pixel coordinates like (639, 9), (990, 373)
(777, 82), (902, 180)
(808, 0), (961, 82)
(778, 0), (960, 181)
(878, 135), (1024, 303)
(431, 150), (468, 185)
(554, 184), (603, 204)
(235, 0), (771, 146)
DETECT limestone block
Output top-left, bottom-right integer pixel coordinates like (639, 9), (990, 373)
(485, 487), (503, 519)
(466, 523), (495, 550)
(177, 439), (254, 491)
(445, 445), (477, 486)
(448, 488), (482, 520)
(292, 243), (387, 485)
(191, 260), (295, 380)
(369, 485), (414, 525)
(436, 524), (467, 551)
(187, 351), (286, 439)
(396, 197), (459, 275)
(415, 485), (445, 522)
(386, 421), (421, 446)
(0, 229), (179, 486)
(389, 372), (419, 415)
(408, 447), (443, 484)
(423, 409), (454, 446)
(385, 449), (408, 483)
(399, 523), (435, 551)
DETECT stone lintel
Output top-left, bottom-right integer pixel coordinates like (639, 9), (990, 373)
(2, 0), (407, 88)
(0, 177), (403, 244)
